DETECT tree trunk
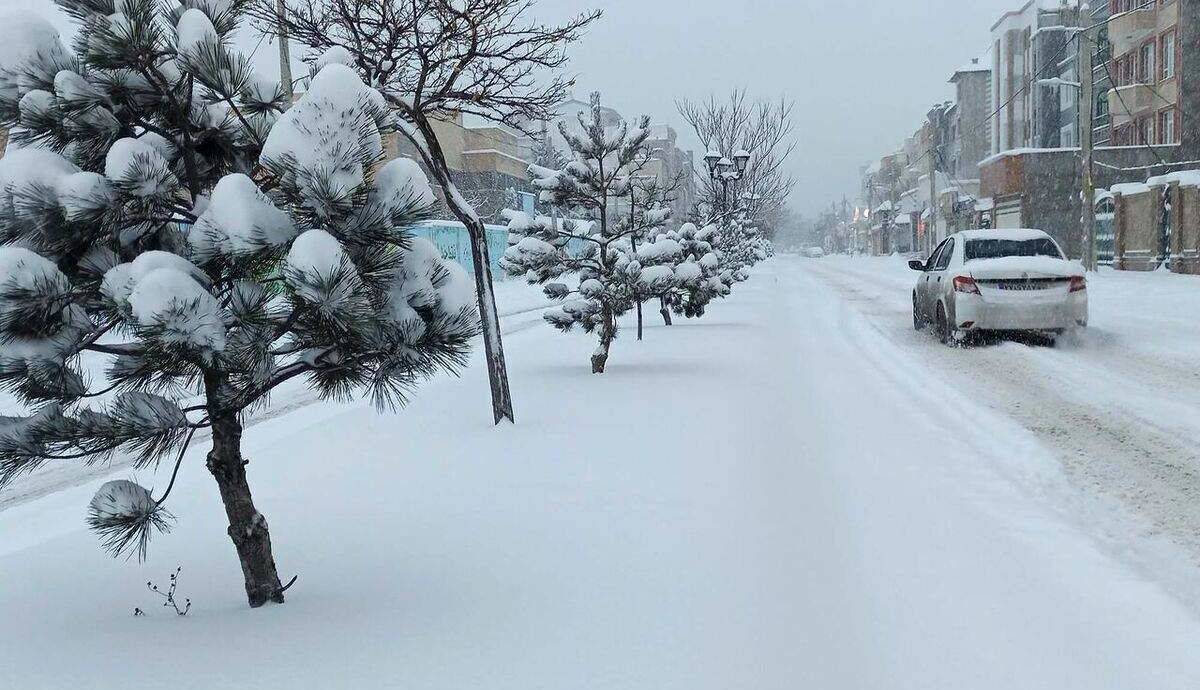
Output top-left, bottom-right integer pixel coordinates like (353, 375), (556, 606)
(393, 109), (515, 425)
(205, 402), (284, 608)
(591, 306), (615, 374)
(460, 214), (516, 424)
(660, 296), (673, 326)
(636, 300), (643, 340)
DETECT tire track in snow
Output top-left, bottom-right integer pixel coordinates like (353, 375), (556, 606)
(794, 256), (1200, 585)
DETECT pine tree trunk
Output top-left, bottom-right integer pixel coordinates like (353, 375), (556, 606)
(204, 383), (284, 607)
(636, 300), (644, 340)
(592, 306), (615, 374)
(660, 296), (673, 326)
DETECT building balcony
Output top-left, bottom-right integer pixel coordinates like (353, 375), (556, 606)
(1109, 8), (1159, 57)
(1108, 84), (1157, 127)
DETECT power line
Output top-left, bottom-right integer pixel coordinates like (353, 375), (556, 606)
(889, 0), (1164, 181)
(1098, 56), (1168, 165)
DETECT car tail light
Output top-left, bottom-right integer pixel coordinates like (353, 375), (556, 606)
(953, 276), (981, 295)
(1069, 276), (1087, 293)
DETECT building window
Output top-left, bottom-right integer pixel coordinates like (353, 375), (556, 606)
(1119, 55), (1134, 86)
(1061, 124), (1076, 148)
(1095, 92), (1109, 119)
(1139, 42), (1155, 84)
(1137, 117), (1155, 145)
(1159, 109), (1177, 144)
(1161, 31), (1176, 80)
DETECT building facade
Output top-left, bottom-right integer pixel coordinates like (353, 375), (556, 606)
(642, 124), (697, 222)
(949, 57), (993, 181)
(990, 1), (1081, 153)
(1107, 0), (1182, 148)
(386, 111), (537, 223)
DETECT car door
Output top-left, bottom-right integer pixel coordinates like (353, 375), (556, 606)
(920, 240), (947, 316)
(929, 238), (955, 315)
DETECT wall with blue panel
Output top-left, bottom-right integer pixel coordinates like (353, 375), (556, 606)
(409, 221), (511, 280)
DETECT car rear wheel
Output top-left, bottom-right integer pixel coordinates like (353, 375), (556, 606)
(936, 303), (953, 346)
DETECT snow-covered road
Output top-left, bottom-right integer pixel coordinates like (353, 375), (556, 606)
(2, 257), (1200, 688)
(798, 254), (1200, 602)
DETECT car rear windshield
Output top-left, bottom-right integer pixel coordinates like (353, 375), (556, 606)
(964, 238), (1062, 261)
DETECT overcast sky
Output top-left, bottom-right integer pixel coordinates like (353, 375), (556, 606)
(6, 0), (1021, 216)
(545, 0), (1023, 217)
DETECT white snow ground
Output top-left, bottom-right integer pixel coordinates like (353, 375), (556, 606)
(2, 257), (1200, 689)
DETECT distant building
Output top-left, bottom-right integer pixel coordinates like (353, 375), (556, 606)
(948, 56), (993, 181)
(386, 111), (537, 223)
(990, 1), (1080, 153)
(641, 124), (697, 221)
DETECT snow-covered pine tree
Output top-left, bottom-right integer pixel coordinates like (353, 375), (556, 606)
(0, 2), (477, 608)
(259, 0), (602, 425)
(715, 218), (772, 283)
(622, 176), (674, 338)
(502, 93), (674, 373)
(643, 222), (729, 322)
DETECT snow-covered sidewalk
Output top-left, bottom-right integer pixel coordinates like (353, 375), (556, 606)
(2, 260), (1199, 688)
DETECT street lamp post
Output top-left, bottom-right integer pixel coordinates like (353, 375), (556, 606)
(704, 148), (751, 214)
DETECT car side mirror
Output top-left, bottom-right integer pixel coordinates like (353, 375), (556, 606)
(908, 259), (926, 271)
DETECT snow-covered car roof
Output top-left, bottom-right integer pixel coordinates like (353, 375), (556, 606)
(953, 228), (1051, 242)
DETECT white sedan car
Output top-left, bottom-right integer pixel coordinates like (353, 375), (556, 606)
(910, 229), (1088, 345)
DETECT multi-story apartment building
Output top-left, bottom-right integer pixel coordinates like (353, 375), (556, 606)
(948, 57), (993, 180)
(642, 124), (697, 221)
(1106, 0), (1182, 148)
(1090, 2), (1114, 146)
(990, 0), (1081, 153)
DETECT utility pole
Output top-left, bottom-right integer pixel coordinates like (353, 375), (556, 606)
(276, 0), (294, 103)
(1079, 24), (1097, 271)
(928, 127), (938, 256)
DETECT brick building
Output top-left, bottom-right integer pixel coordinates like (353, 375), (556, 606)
(1107, 0), (1183, 148)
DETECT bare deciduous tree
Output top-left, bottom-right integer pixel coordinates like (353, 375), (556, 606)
(257, 0), (603, 424)
(676, 90), (796, 226)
